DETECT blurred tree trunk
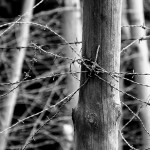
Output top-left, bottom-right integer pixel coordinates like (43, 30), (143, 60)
(73, 0), (122, 150)
(122, 0), (130, 43)
(62, 0), (82, 114)
(62, 0), (82, 149)
(0, 0), (35, 149)
(120, 0), (130, 150)
(127, 0), (150, 149)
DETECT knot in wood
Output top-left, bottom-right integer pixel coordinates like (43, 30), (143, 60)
(87, 113), (97, 126)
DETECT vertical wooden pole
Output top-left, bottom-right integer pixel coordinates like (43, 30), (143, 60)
(73, 0), (122, 149)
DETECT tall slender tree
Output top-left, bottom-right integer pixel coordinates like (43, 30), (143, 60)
(120, 1), (130, 149)
(62, 0), (82, 115)
(62, 0), (82, 149)
(127, 0), (150, 149)
(0, 1), (35, 149)
(73, 0), (122, 150)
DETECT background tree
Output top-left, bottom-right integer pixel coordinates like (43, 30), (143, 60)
(61, 0), (82, 149)
(0, 0), (35, 149)
(127, 0), (150, 149)
(62, 0), (81, 115)
(73, 0), (122, 149)
(120, 0), (131, 149)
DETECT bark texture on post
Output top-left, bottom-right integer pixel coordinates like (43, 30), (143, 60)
(127, 0), (150, 149)
(73, 0), (122, 150)
(0, 1), (34, 149)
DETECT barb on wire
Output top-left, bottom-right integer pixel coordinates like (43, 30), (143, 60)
(121, 24), (150, 30)
(121, 35), (150, 53)
(32, 42), (78, 61)
(121, 24), (150, 53)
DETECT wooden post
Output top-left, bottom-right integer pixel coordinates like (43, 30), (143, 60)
(73, 0), (122, 149)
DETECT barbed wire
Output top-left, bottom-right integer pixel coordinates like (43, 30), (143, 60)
(0, 8), (150, 149)
(0, 41), (82, 50)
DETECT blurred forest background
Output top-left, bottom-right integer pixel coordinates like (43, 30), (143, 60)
(0, 0), (150, 150)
